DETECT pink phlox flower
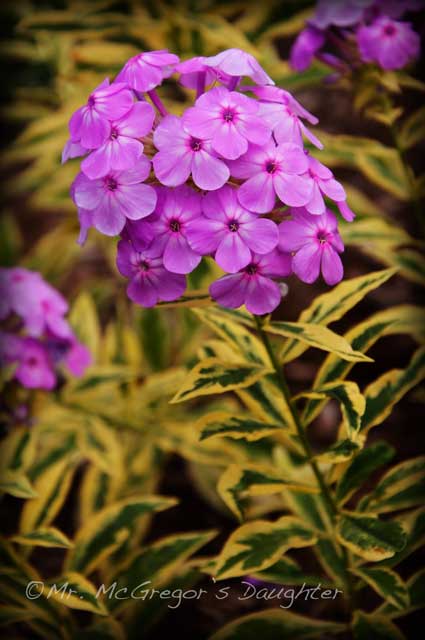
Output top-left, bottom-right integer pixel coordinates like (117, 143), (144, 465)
(80, 101), (155, 179)
(116, 239), (186, 307)
(357, 16), (420, 69)
(116, 50), (179, 92)
(152, 115), (229, 190)
(148, 186), (203, 274)
(279, 207), (344, 285)
(182, 86), (271, 160)
(253, 86), (322, 149)
(303, 154), (355, 220)
(229, 140), (313, 213)
(186, 185), (279, 273)
(209, 249), (292, 315)
(72, 159), (157, 236)
(69, 79), (133, 149)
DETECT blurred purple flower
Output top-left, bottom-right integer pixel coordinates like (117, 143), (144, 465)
(210, 249), (292, 315)
(152, 115), (229, 190)
(357, 16), (420, 69)
(312, 0), (374, 29)
(0, 268), (70, 338)
(186, 185), (279, 273)
(290, 26), (325, 72)
(279, 208), (344, 285)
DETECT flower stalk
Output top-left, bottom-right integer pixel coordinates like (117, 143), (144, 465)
(254, 314), (356, 611)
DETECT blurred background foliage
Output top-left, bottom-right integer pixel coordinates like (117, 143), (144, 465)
(1, 1), (425, 638)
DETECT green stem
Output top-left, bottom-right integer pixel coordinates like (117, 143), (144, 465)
(254, 315), (356, 610)
(255, 315), (338, 520)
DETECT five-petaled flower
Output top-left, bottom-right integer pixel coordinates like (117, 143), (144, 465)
(279, 207), (344, 285)
(186, 185), (279, 273)
(72, 160), (157, 236)
(153, 115), (230, 190)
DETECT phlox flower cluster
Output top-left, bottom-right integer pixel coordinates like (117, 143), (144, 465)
(0, 268), (91, 390)
(290, 0), (423, 73)
(66, 48), (354, 315)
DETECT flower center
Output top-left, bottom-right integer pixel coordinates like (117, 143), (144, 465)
(383, 24), (396, 36)
(222, 108), (235, 123)
(139, 260), (150, 271)
(170, 219), (181, 233)
(27, 356), (38, 367)
(245, 263), (258, 275)
(228, 220), (239, 232)
(105, 177), (118, 191)
(317, 230), (329, 244)
(110, 128), (119, 140)
(87, 95), (96, 108)
(190, 138), (203, 152)
(265, 161), (277, 174)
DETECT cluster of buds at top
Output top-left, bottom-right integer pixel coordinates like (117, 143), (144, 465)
(65, 48), (355, 315)
(290, 0), (422, 75)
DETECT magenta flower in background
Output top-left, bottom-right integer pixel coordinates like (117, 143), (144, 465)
(357, 16), (420, 69)
(80, 101), (155, 179)
(69, 79), (133, 149)
(279, 208), (344, 285)
(152, 115), (229, 190)
(186, 185), (279, 273)
(230, 141), (312, 213)
(253, 86), (323, 149)
(149, 186), (203, 274)
(116, 240), (186, 307)
(0, 269), (91, 390)
(312, 0), (374, 29)
(290, 26), (325, 72)
(304, 154), (355, 220)
(210, 249), (292, 315)
(1, 335), (56, 390)
(116, 50), (179, 92)
(72, 159), (157, 236)
(0, 268), (70, 338)
(183, 87), (271, 160)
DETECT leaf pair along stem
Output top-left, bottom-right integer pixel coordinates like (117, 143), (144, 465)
(254, 314), (356, 611)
